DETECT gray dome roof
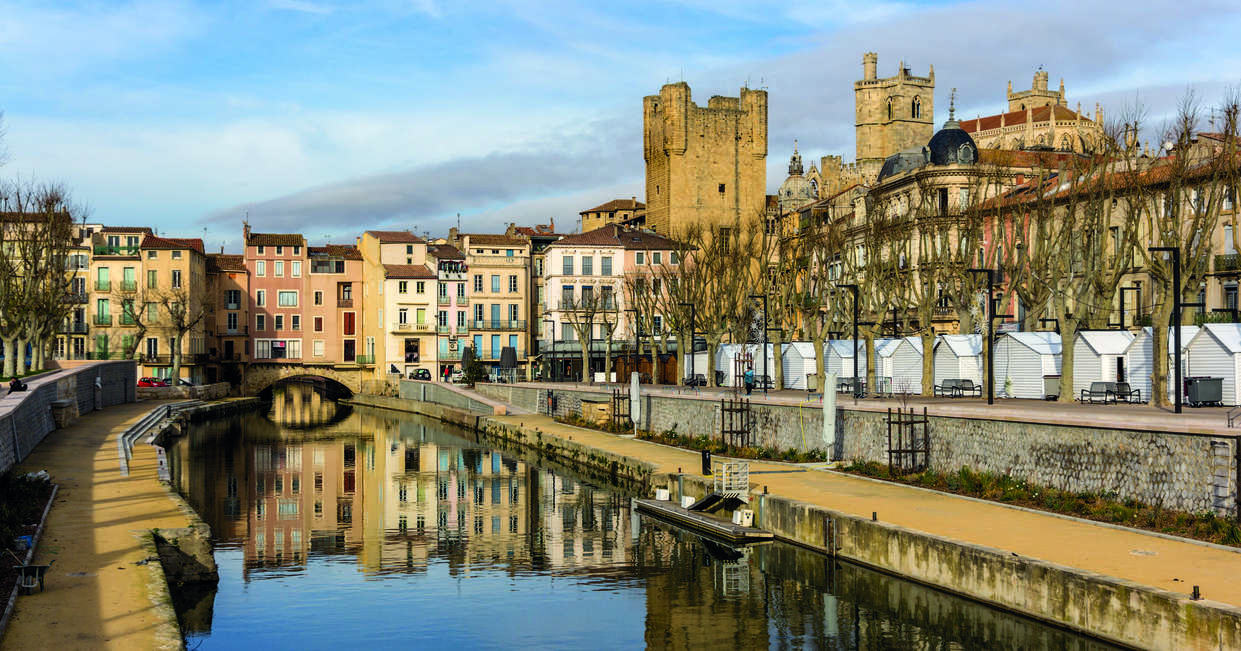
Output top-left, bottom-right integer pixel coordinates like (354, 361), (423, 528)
(927, 117), (978, 166)
(878, 147), (929, 181)
(778, 141), (818, 211)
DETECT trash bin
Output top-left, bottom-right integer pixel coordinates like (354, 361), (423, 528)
(1043, 375), (1061, 400)
(1187, 376), (1223, 406)
(806, 373), (818, 392)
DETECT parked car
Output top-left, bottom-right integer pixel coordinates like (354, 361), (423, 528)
(450, 369), (465, 383)
(137, 377), (170, 387)
(409, 368), (432, 381)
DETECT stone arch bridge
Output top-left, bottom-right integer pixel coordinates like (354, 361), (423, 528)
(242, 362), (376, 396)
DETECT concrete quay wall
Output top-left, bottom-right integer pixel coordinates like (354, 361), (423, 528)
(475, 383), (1238, 517)
(0, 360), (137, 475)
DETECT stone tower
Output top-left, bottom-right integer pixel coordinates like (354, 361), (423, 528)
(643, 82), (768, 234)
(854, 53), (935, 168)
(1007, 69), (1066, 112)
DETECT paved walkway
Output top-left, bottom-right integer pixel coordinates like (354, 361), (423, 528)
(492, 411), (1241, 607)
(528, 380), (1240, 435)
(3, 400), (189, 650)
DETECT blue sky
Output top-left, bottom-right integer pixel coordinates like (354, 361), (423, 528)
(2, 0), (1240, 252)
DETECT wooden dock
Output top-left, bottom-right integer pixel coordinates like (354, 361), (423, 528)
(632, 498), (773, 544)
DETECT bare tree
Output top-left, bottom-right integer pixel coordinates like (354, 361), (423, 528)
(562, 282), (615, 383)
(155, 286), (211, 382)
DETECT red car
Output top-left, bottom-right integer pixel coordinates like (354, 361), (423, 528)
(137, 377), (171, 387)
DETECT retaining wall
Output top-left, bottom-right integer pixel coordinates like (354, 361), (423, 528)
(0, 361), (137, 474)
(136, 382), (231, 401)
(475, 383), (1239, 517)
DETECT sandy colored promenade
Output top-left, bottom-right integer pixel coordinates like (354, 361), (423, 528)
(3, 400), (186, 650)
(488, 409), (1241, 608)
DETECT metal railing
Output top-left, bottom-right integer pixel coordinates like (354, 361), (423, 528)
(1216, 253), (1241, 272)
(120, 280), (138, 292)
(437, 325), (452, 334)
(93, 314), (113, 326)
(437, 295), (451, 305)
(64, 292), (88, 304)
(393, 321), (434, 333)
(92, 245), (139, 256)
(354, 355), (375, 365)
(95, 280), (111, 292)
(60, 322), (88, 334)
(469, 319), (527, 331)
(338, 298), (354, 308)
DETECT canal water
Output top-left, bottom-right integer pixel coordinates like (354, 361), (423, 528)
(167, 385), (1116, 650)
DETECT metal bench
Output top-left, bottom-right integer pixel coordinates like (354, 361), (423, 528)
(935, 379), (981, 398)
(756, 374), (774, 390)
(1080, 381), (1117, 404)
(1114, 382), (1142, 404)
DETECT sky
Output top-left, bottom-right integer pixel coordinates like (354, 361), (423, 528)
(2, 0), (1240, 253)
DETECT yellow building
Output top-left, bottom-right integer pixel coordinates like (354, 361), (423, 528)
(357, 230), (428, 383)
(579, 198), (643, 233)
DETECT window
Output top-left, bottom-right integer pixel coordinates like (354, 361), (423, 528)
(491, 275), (500, 293)
(278, 291), (298, 307)
(887, 98), (893, 120)
(457, 283), (465, 297)
(561, 285), (574, 307)
(292, 261), (301, 277)
(257, 314), (266, 331)
(147, 250), (157, 260)
(313, 316), (323, 332)
(226, 290), (240, 308)
(535, 259), (543, 276)
(256, 260), (266, 276)
(670, 251), (679, 265)
(406, 244), (413, 255)
(438, 310), (448, 326)
(291, 315), (301, 331)
(508, 275), (518, 292)
(509, 304), (519, 321)
(256, 290), (267, 307)
(227, 312), (238, 331)
(1227, 225), (1236, 255)
(457, 311), (465, 326)
(275, 315), (284, 330)
(474, 304), (484, 321)
(275, 260), (284, 277)
(147, 270), (157, 289)
(147, 302), (158, 322)
(171, 270), (182, 288)
(911, 96), (921, 119)
(293, 246), (300, 256)
(473, 274), (483, 292)
(172, 250), (182, 259)
(313, 290), (323, 306)
(718, 183), (725, 193)
(399, 281), (408, 294)
(653, 251), (662, 265)
(343, 312), (355, 335)
(582, 256), (593, 275)
(635, 251), (645, 265)
(506, 249), (514, 257)
(257, 245), (265, 255)
(276, 246), (283, 255)
(563, 256), (574, 275)
(959, 188), (970, 209)
(416, 281), (425, 294)
(399, 308), (409, 324)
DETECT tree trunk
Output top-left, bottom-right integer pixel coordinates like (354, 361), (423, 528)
(15, 337), (27, 375)
(1057, 316), (1080, 403)
(171, 334), (184, 383)
(1151, 300), (1175, 409)
(864, 334), (876, 395)
(707, 338), (723, 387)
(813, 337), (826, 393)
(773, 338), (784, 390)
(2, 338), (14, 377)
(579, 338), (590, 383)
(921, 331), (936, 395)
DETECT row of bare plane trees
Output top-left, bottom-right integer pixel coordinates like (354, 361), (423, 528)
(558, 96), (1241, 409)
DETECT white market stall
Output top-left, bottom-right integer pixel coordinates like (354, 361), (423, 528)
(994, 332), (1062, 399)
(1071, 331), (1135, 397)
(932, 334), (983, 387)
(1185, 324), (1241, 406)
(782, 342), (817, 390)
(713, 343), (777, 388)
(825, 340), (867, 389)
(1125, 326), (1198, 402)
(875, 337), (924, 395)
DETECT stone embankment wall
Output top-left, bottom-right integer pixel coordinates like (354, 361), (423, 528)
(0, 361), (137, 474)
(474, 383), (1239, 517)
(136, 382), (231, 401)
(399, 380), (500, 414)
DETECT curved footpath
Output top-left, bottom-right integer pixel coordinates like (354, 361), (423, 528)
(2, 400), (188, 650)
(473, 405), (1241, 650)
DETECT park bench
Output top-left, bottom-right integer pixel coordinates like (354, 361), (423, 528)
(935, 379), (981, 398)
(837, 378), (865, 395)
(756, 374), (774, 390)
(1080, 381), (1117, 404)
(685, 374), (707, 387)
(1114, 382), (1142, 404)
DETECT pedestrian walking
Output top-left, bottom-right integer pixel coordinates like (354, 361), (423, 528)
(743, 365), (755, 396)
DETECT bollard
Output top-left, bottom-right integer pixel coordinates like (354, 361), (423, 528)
(1192, 585), (1201, 600)
(872, 511), (877, 522)
(701, 449), (712, 475)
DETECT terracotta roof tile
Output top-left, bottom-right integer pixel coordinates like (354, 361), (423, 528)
(427, 243), (465, 260)
(247, 232), (305, 247)
(366, 230), (423, 243)
(962, 104), (1091, 134)
(310, 244), (362, 260)
(100, 225), (153, 233)
(383, 264), (436, 279)
(465, 234), (528, 247)
(207, 253), (247, 273)
(549, 224), (683, 250)
(141, 235), (204, 253)
(580, 198), (645, 214)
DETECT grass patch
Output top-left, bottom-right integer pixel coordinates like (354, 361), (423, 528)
(840, 461), (1241, 548)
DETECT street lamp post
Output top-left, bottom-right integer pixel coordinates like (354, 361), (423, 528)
(749, 294), (769, 396)
(835, 284), (860, 398)
(967, 268), (1012, 406)
(542, 318), (556, 382)
(1148, 246), (1203, 414)
(678, 302), (697, 385)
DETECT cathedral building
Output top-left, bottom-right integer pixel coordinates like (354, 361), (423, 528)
(959, 70), (1103, 153)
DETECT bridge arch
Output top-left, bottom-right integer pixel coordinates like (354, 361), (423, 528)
(242, 363), (369, 396)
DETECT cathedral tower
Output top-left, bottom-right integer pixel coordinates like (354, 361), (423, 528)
(643, 82), (768, 234)
(854, 53), (935, 168)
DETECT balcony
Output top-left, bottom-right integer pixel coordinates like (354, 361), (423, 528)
(437, 325), (452, 335)
(221, 353), (244, 362)
(354, 355), (375, 365)
(439, 350), (462, 361)
(119, 280), (138, 292)
(558, 299), (617, 311)
(92, 245), (139, 257)
(94, 314), (113, 326)
(337, 298), (354, 308)
(1216, 253), (1241, 272)
(87, 352), (127, 360)
(392, 321), (434, 333)
(120, 314), (137, 326)
(226, 302), (240, 310)
(60, 322), (88, 334)
(223, 326), (249, 336)
(468, 319), (527, 331)
(437, 295), (451, 305)
(95, 280), (111, 292)
(64, 291), (88, 304)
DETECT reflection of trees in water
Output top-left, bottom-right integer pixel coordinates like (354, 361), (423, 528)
(173, 408), (1114, 651)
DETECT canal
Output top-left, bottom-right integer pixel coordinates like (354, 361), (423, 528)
(166, 386), (1116, 649)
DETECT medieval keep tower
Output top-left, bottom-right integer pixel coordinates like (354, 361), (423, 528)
(854, 52), (935, 168)
(643, 82), (768, 234)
